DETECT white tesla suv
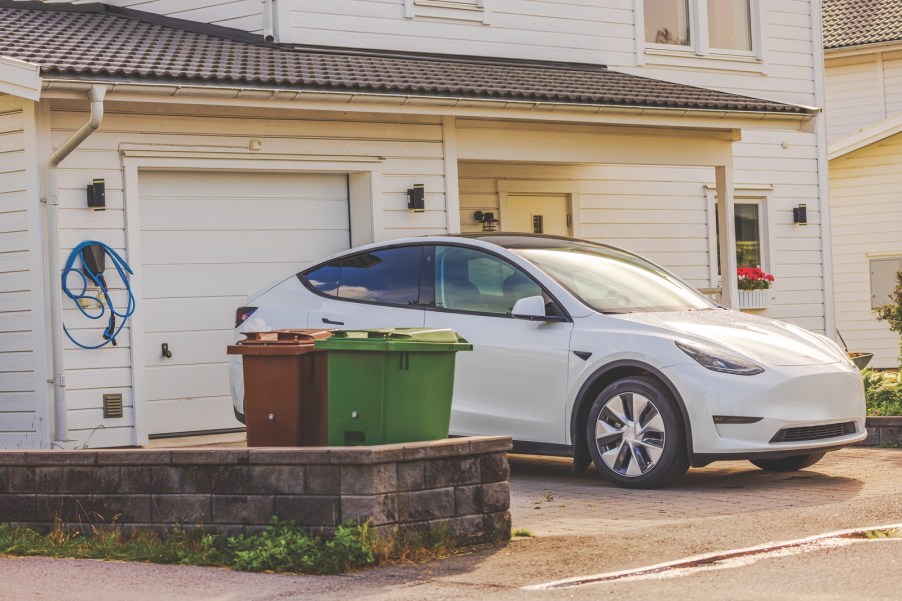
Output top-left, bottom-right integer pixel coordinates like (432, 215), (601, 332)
(230, 234), (866, 488)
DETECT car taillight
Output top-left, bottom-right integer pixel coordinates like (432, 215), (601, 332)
(235, 306), (258, 328)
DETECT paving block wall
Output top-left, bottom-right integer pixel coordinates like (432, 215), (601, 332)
(0, 436), (511, 543)
(861, 417), (902, 447)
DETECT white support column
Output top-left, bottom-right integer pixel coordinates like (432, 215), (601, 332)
(442, 116), (462, 234)
(715, 165), (737, 309)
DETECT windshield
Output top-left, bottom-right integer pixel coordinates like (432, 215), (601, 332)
(513, 243), (717, 314)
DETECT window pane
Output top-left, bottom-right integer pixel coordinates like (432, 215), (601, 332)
(435, 246), (541, 315)
(644, 0), (690, 46)
(305, 261), (340, 297)
(337, 246), (422, 305)
(708, 0), (751, 51)
(734, 203), (761, 268)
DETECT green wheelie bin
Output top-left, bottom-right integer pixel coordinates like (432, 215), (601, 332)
(313, 328), (472, 446)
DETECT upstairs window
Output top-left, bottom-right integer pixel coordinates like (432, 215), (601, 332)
(644, 0), (753, 55)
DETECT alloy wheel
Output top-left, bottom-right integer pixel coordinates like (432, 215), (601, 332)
(594, 392), (666, 477)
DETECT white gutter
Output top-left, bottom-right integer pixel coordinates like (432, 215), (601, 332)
(46, 83), (106, 446)
(40, 79), (819, 122)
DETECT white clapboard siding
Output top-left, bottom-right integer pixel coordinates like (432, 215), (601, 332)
(883, 54), (902, 119)
(46, 100), (447, 445)
(72, 0), (263, 32)
(281, 0), (817, 108)
(829, 132), (902, 368)
(824, 55), (884, 142)
(0, 95), (41, 449)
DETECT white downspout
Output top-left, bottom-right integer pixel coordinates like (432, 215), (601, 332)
(46, 83), (106, 446)
(262, 0), (275, 43)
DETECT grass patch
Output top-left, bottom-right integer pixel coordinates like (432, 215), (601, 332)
(511, 529), (534, 538)
(0, 517), (484, 575)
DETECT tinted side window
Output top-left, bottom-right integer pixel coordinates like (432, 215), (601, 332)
(435, 246), (542, 315)
(305, 260), (341, 296)
(338, 246), (423, 305)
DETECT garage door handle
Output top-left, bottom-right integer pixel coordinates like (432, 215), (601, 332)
(322, 318), (344, 326)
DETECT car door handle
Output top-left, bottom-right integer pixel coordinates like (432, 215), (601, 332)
(322, 318), (344, 326)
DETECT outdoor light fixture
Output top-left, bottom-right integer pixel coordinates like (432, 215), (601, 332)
(793, 203), (807, 225)
(474, 210), (500, 232)
(86, 178), (106, 210)
(407, 184), (425, 212)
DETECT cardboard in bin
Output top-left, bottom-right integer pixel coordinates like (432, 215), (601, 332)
(227, 329), (333, 447)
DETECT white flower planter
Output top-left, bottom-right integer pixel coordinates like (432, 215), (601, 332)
(737, 288), (771, 310)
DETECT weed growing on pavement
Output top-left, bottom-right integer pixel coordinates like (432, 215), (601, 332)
(0, 517), (484, 574)
(543, 490), (554, 502)
(864, 528), (901, 539)
(511, 529), (534, 538)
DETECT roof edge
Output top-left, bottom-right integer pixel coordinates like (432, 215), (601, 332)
(0, 55), (41, 101)
(829, 113), (902, 160)
(40, 78), (819, 121)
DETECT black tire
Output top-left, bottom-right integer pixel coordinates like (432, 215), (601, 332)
(585, 376), (689, 489)
(750, 452), (826, 472)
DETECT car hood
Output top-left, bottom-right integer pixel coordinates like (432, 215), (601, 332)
(612, 309), (845, 367)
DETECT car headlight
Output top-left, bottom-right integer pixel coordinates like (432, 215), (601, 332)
(675, 340), (764, 376)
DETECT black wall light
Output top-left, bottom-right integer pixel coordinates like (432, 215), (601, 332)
(793, 203), (807, 225)
(474, 210), (500, 232)
(407, 184), (425, 212)
(86, 178), (106, 210)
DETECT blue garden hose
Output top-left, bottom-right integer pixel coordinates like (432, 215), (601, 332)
(61, 240), (135, 349)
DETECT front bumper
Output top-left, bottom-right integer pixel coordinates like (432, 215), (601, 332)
(662, 362), (867, 460)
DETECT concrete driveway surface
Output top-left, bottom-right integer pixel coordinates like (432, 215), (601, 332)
(2, 447), (901, 600)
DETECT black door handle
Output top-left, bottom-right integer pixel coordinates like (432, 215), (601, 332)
(161, 343), (172, 358)
(322, 318), (344, 326)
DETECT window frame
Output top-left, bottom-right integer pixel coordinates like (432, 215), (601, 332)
(636, 0), (764, 65)
(404, 0), (491, 25)
(705, 184), (774, 289)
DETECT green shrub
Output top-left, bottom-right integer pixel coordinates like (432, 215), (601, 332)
(874, 269), (902, 365)
(862, 369), (902, 416)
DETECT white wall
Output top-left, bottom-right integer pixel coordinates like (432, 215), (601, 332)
(825, 50), (902, 142)
(72, 0), (264, 33)
(830, 134), (902, 368)
(44, 99), (447, 448)
(281, 0), (817, 107)
(0, 94), (46, 449)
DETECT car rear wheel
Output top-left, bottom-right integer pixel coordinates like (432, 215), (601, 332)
(750, 452), (826, 472)
(585, 376), (689, 489)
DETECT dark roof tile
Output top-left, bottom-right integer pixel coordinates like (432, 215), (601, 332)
(823, 0), (902, 49)
(0, 2), (813, 115)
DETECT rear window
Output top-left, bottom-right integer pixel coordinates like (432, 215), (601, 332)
(304, 246), (423, 306)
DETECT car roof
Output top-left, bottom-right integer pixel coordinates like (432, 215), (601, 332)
(457, 232), (622, 253)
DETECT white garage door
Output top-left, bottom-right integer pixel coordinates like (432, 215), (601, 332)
(139, 170), (350, 436)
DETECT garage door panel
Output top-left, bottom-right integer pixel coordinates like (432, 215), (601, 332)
(140, 171), (347, 199)
(140, 170), (350, 436)
(144, 330), (234, 368)
(141, 198), (350, 231)
(143, 296), (246, 333)
(142, 263), (305, 299)
(140, 229), (349, 265)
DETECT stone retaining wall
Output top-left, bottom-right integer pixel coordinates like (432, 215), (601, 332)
(0, 436), (511, 543)
(861, 417), (902, 447)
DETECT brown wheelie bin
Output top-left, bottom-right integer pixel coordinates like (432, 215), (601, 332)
(227, 329), (332, 446)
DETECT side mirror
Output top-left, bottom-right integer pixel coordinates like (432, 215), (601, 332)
(511, 296), (549, 321)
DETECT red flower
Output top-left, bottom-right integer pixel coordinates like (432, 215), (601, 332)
(737, 267), (775, 290)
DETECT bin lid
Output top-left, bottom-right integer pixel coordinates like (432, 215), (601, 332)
(313, 328), (472, 352)
(227, 329), (333, 356)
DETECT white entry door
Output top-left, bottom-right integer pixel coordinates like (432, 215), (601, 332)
(138, 170), (350, 436)
(506, 194), (571, 236)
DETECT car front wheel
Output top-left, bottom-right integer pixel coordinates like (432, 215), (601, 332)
(585, 376), (689, 489)
(750, 452), (826, 472)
